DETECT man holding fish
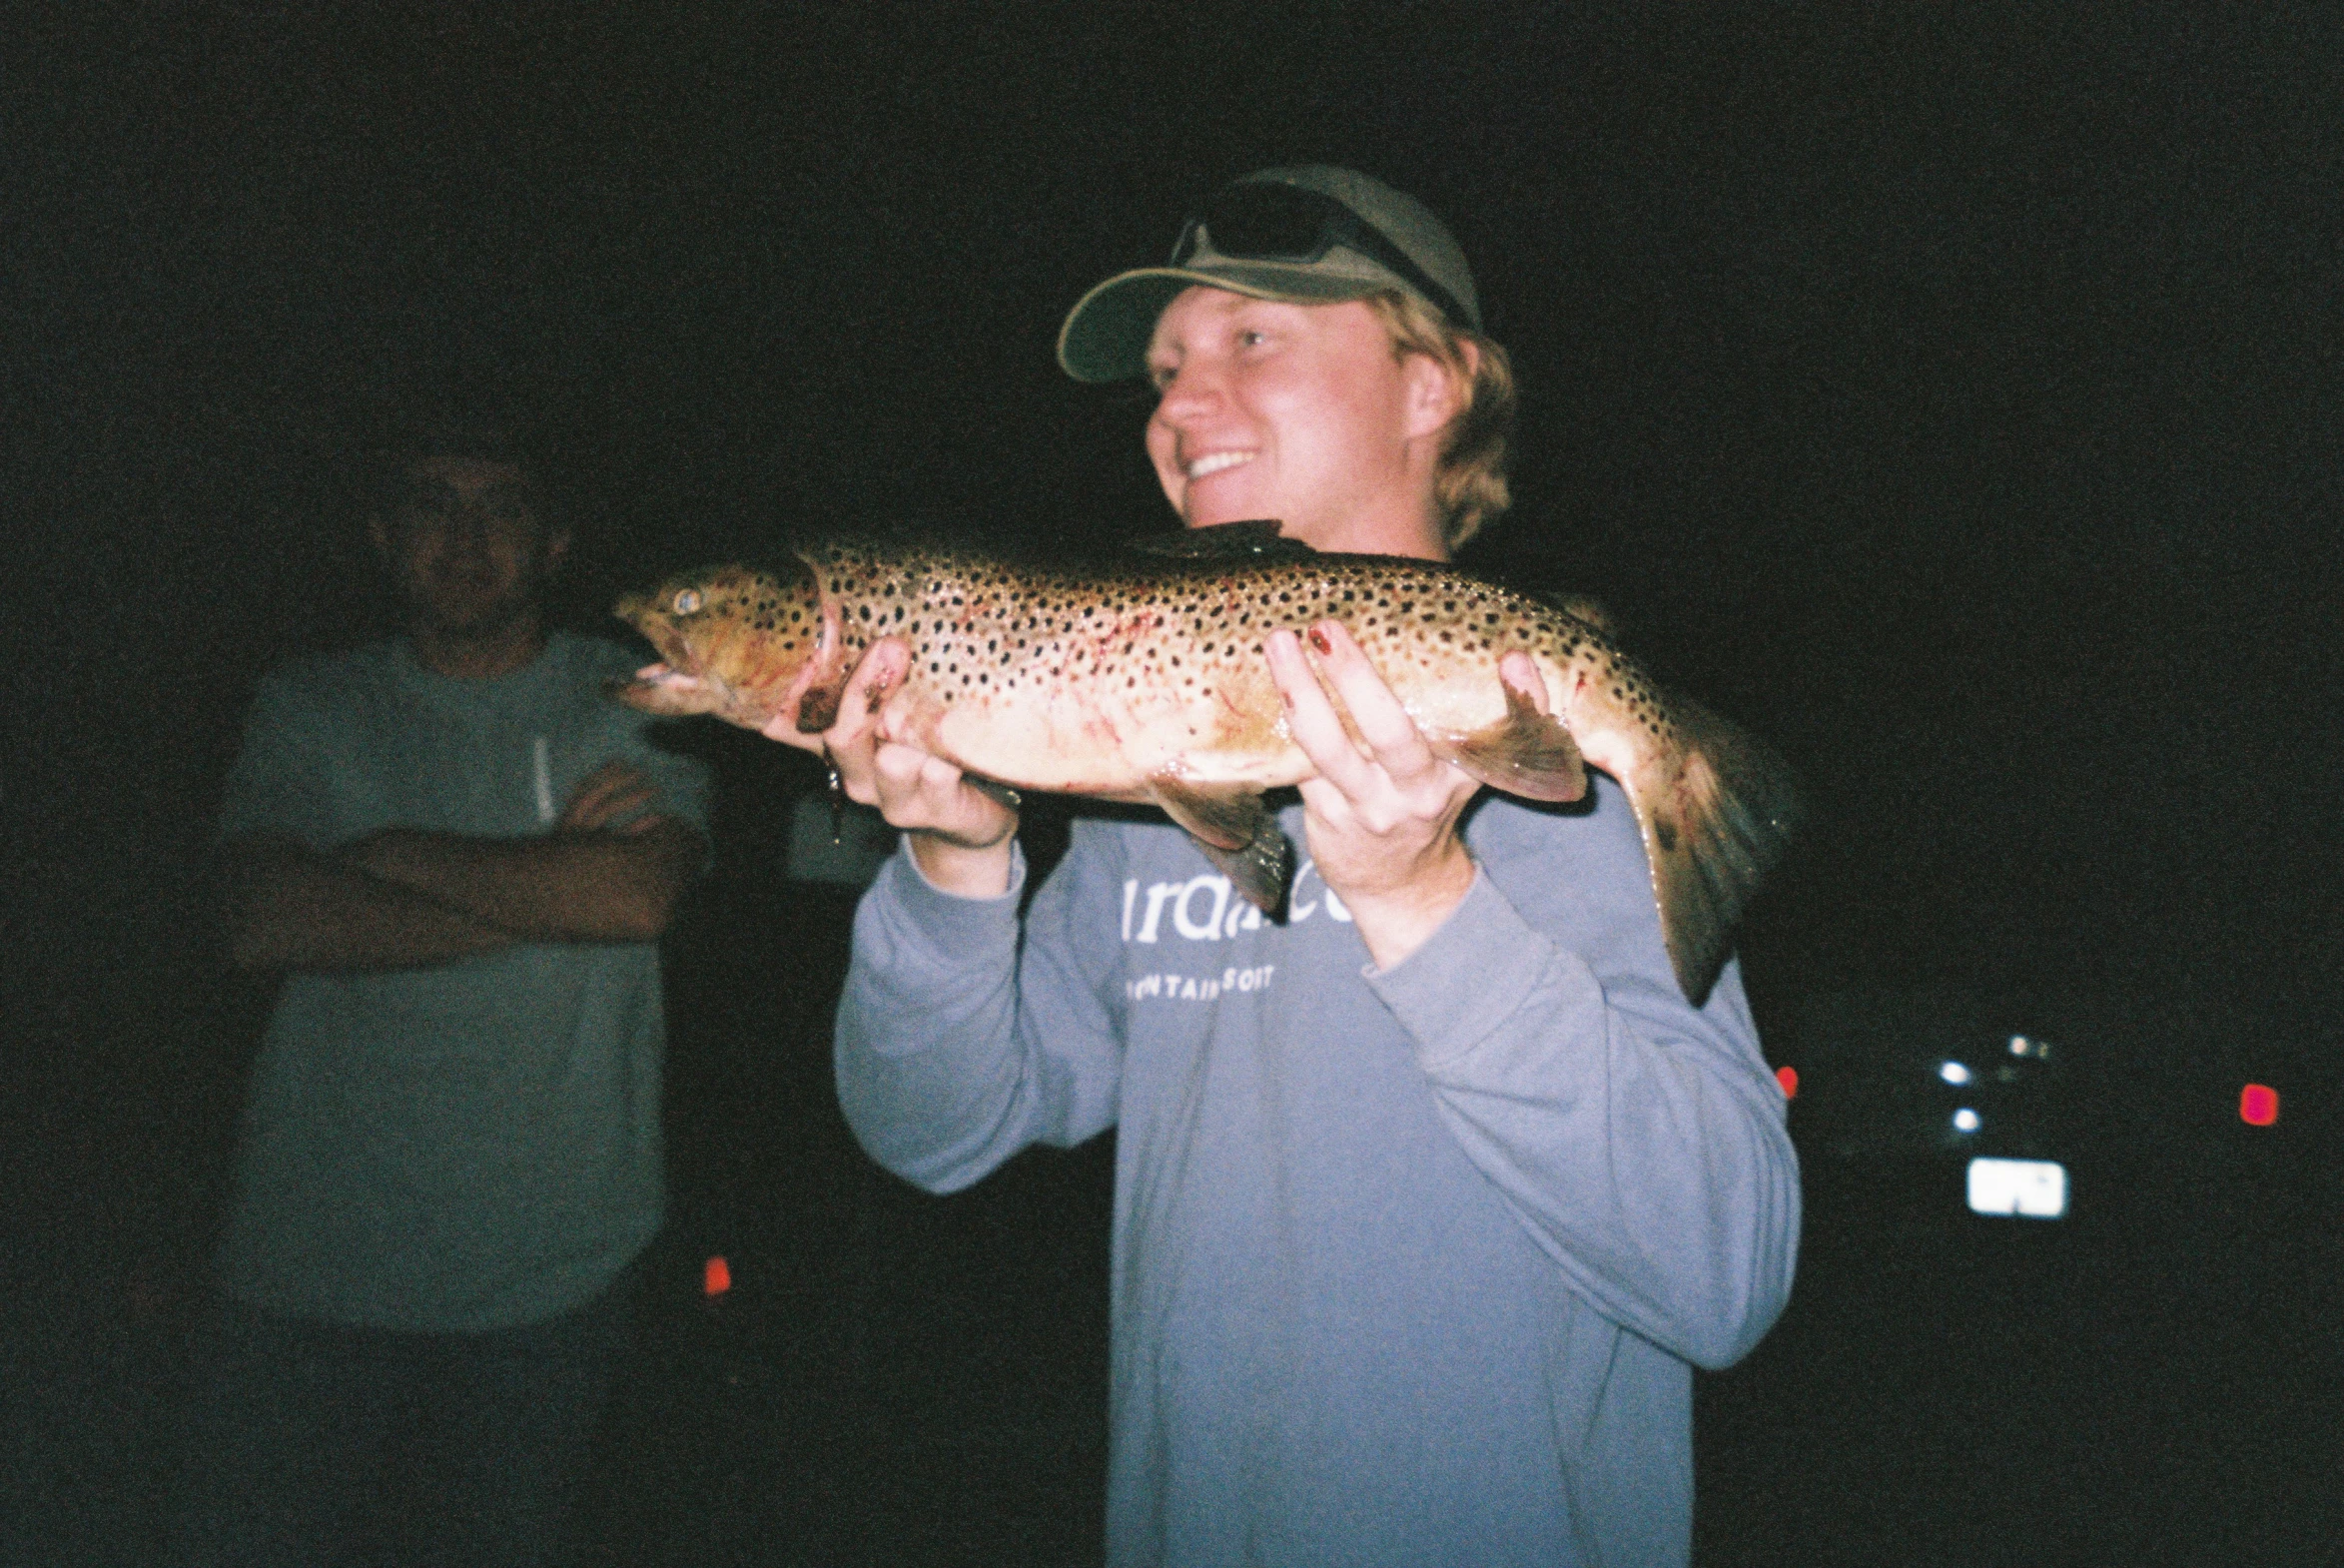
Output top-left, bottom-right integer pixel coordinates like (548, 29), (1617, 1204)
(794, 168), (1798, 1566)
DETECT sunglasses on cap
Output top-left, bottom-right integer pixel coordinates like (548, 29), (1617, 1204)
(1169, 183), (1475, 332)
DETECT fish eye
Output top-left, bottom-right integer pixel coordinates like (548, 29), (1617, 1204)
(673, 589), (702, 615)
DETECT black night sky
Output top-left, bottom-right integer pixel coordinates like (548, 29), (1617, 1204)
(4, 6), (2340, 1562)
(11, 5), (2337, 1007)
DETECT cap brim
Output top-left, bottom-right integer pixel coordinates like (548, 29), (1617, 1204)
(1056, 262), (1393, 384)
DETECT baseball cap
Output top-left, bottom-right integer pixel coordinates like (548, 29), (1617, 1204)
(1056, 165), (1481, 384)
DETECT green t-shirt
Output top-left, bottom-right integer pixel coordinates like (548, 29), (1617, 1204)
(216, 631), (711, 1331)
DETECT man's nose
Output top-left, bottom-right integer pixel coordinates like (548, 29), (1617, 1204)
(1154, 359), (1223, 418)
(445, 504), (492, 547)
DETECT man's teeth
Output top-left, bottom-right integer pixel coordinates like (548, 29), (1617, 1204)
(1185, 451), (1254, 480)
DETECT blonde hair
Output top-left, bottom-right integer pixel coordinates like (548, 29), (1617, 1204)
(1364, 290), (1516, 549)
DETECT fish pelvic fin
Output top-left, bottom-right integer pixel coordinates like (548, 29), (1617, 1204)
(1434, 677), (1589, 803)
(1148, 774), (1293, 916)
(1625, 699), (1803, 1007)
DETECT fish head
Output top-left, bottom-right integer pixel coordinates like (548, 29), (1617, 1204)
(610, 558), (828, 727)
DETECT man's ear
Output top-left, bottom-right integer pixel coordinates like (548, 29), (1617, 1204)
(1403, 343), (1477, 441)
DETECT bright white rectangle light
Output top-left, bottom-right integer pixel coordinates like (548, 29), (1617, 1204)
(1966, 1158), (2067, 1219)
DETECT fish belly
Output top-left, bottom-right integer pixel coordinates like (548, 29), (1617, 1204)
(911, 673), (1307, 797)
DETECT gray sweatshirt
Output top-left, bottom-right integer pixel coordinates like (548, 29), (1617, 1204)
(836, 775), (1800, 1567)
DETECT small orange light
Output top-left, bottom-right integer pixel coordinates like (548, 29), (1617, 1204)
(2240, 1085), (2278, 1127)
(704, 1255), (732, 1296)
(1775, 1065), (1799, 1100)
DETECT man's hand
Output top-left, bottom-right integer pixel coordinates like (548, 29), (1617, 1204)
(760, 636), (1018, 898)
(556, 760), (664, 835)
(1267, 621), (1546, 971)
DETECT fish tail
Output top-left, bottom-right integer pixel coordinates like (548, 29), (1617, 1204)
(1624, 698), (1803, 1007)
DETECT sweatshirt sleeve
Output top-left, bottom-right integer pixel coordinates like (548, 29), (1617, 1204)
(833, 823), (1131, 1193)
(1367, 793), (1801, 1371)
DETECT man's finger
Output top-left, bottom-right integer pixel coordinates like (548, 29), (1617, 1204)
(584, 773), (655, 806)
(1497, 649), (1548, 714)
(822, 640), (909, 801)
(593, 785), (660, 821)
(830, 640), (907, 747)
(564, 768), (655, 825)
(1267, 630), (1374, 790)
(1300, 621), (1437, 774)
(566, 760), (646, 807)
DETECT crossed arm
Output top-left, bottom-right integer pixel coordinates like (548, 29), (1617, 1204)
(223, 762), (705, 974)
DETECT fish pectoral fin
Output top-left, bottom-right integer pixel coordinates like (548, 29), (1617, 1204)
(1434, 679), (1589, 803)
(1628, 697), (1804, 1007)
(1148, 775), (1293, 916)
(793, 599), (853, 733)
(606, 668), (724, 717)
(795, 679), (845, 732)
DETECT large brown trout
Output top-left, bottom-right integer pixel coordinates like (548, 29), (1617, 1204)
(613, 522), (1799, 1004)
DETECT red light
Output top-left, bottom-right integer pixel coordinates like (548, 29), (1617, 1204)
(2240, 1085), (2279, 1127)
(704, 1255), (732, 1296)
(1775, 1065), (1799, 1100)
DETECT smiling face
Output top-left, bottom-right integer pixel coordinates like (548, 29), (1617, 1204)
(372, 455), (567, 643)
(1143, 288), (1464, 560)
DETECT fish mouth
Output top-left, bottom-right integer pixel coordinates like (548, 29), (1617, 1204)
(611, 600), (701, 678)
(633, 662), (717, 694)
(607, 661), (731, 719)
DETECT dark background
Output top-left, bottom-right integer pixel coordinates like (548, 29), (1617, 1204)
(3, 5), (2337, 1565)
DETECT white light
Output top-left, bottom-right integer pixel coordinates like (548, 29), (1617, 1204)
(2008, 1035), (2029, 1056)
(1967, 1158), (2068, 1218)
(1952, 1108), (1980, 1134)
(1940, 1060), (1972, 1085)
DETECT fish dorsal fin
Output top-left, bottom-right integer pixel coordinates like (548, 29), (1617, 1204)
(1536, 590), (1620, 638)
(1147, 773), (1292, 916)
(1432, 677), (1589, 803)
(1126, 520), (1317, 562)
